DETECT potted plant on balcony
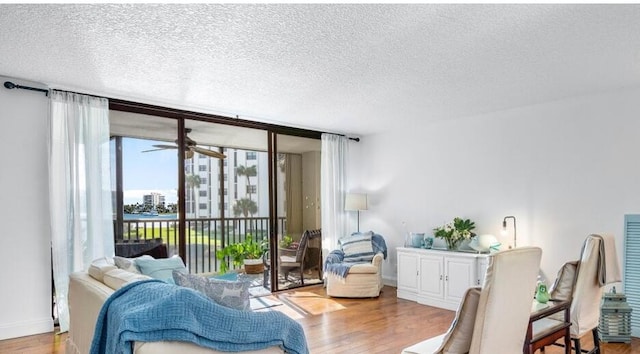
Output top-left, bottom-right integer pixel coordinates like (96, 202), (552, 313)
(216, 234), (268, 274)
(433, 217), (476, 250)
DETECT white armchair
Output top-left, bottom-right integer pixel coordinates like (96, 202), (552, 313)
(324, 232), (387, 298)
(402, 247), (542, 354)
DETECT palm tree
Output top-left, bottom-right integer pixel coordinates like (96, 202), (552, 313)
(236, 165), (257, 201)
(185, 174), (201, 217)
(233, 198), (258, 217)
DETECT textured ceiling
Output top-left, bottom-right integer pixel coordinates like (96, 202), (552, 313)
(1, 4), (640, 135)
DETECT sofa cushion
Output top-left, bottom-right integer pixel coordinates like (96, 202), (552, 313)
(88, 257), (118, 282)
(136, 256), (187, 283)
(345, 263), (379, 274)
(103, 268), (152, 290)
(173, 271), (251, 311)
(340, 231), (375, 263)
(114, 255), (154, 274)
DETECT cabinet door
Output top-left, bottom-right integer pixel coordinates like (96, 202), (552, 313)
(419, 255), (444, 299)
(397, 251), (419, 292)
(444, 257), (476, 303)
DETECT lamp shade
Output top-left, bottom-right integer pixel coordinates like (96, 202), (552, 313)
(345, 193), (368, 211)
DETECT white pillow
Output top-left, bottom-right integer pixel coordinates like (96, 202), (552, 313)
(135, 256), (187, 283)
(114, 255), (154, 274)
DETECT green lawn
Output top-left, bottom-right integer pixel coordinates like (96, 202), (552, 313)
(122, 226), (268, 247)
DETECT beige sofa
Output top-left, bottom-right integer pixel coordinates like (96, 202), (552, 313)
(66, 258), (282, 354)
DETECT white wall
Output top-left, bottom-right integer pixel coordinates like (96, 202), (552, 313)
(0, 76), (53, 339)
(355, 88), (640, 287)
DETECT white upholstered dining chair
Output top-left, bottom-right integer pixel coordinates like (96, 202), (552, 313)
(401, 247), (542, 354)
(536, 234), (620, 354)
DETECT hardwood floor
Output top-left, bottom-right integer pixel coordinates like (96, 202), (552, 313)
(1, 285), (638, 354)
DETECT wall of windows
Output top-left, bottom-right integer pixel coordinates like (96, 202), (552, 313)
(109, 108), (322, 291)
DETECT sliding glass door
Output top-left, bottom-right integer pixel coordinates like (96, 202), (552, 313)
(110, 109), (322, 292)
(267, 134), (322, 291)
(181, 119), (269, 274)
(110, 112), (180, 259)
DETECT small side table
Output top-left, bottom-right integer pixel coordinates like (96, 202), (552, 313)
(524, 299), (571, 354)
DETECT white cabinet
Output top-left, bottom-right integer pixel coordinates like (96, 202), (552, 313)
(397, 247), (488, 311)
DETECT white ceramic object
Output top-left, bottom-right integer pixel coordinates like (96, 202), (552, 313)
(469, 234), (499, 253)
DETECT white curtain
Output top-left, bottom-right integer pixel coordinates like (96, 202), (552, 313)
(49, 90), (114, 332)
(320, 133), (349, 256)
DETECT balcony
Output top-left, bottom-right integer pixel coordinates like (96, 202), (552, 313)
(114, 216), (286, 274)
(113, 216), (323, 290)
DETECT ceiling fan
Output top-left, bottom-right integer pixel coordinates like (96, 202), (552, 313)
(142, 128), (226, 159)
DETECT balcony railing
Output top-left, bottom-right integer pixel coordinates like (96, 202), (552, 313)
(114, 216), (287, 274)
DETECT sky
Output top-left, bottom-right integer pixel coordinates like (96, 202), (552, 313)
(122, 138), (178, 205)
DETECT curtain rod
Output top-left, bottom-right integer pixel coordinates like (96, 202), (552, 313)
(4, 81), (49, 96)
(3, 80), (360, 142)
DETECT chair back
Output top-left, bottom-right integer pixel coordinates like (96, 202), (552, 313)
(469, 247), (542, 354)
(295, 229), (321, 263)
(570, 235), (605, 337)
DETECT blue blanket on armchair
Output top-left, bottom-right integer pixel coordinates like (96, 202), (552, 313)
(324, 232), (387, 279)
(90, 279), (308, 354)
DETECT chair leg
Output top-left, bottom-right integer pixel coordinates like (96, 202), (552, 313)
(591, 328), (600, 354)
(573, 338), (581, 354)
(299, 266), (304, 285)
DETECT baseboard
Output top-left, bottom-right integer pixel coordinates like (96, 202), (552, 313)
(383, 275), (397, 287)
(0, 317), (54, 340)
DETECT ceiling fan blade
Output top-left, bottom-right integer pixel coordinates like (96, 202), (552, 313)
(151, 144), (178, 149)
(141, 147), (175, 153)
(191, 146), (226, 159)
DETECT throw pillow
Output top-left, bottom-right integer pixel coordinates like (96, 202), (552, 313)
(135, 256), (187, 283)
(340, 231), (375, 263)
(173, 271), (251, 311)
(114, 255), (154, 274)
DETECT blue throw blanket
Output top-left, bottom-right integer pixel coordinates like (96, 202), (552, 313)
(90, 279), (308, 354)
(324, 232), (387, 279)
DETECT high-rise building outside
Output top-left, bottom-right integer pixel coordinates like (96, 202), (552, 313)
(184, 147), (276, 219)
(143, 192), (165, 208)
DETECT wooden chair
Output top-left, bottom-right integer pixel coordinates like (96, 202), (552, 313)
(279, 229), (321, 285)
(263, 229), (322, 287)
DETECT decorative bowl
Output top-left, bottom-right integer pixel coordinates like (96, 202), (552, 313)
(469, 234), (499, 253)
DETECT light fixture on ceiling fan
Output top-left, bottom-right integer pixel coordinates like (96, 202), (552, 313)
(141, 128), (226, 159)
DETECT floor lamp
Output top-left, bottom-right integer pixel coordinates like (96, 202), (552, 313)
(345, 193), (368, 232)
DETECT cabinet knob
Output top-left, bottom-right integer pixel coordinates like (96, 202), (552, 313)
(439, 275), (443, 281)
(445, 275), (449, 281)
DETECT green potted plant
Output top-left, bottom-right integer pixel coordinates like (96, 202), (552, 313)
(433, 217), (476, 250)
(216, 234), (268, 274)
(279, 235), (293, 249)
